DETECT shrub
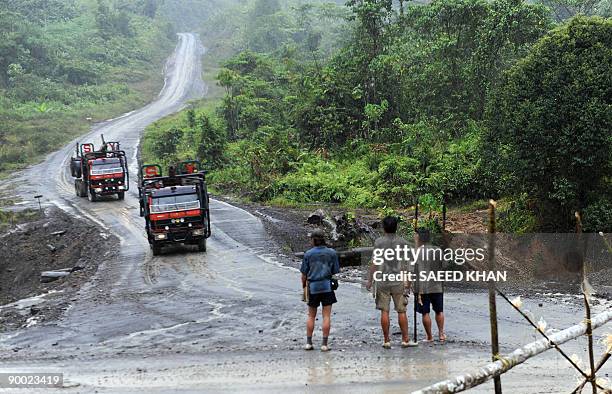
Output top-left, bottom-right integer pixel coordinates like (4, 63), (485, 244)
(582, 198), (612, 233)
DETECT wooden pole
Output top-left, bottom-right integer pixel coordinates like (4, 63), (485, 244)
(488, 200), (502, 394)
(442, 197), (447, 231)
(576, 211), (597, 394)
(414, 310), (612, 393)
(414, 197), (419, 231)
(412, 198), (420, 345)
(413, 200), (420, 344)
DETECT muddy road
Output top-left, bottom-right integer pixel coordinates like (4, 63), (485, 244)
(0, 33), (610, 393)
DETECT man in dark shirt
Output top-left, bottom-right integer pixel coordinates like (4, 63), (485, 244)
(412, 228), (446, 342)
(300, 229), (340, 352)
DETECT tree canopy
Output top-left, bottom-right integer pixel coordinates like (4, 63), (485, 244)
(487, 16), (611, 230)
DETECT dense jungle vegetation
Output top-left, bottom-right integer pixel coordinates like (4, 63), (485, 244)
(123, 0), (612, 232)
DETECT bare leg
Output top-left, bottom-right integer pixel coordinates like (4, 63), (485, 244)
(398, 312), (409, 342)
(321, 305), (332, 338)
(307, 306), (317, 338)
(381, 311), (390, 342)
(435, 312), (446, 341)
(422, 313), (434, 341)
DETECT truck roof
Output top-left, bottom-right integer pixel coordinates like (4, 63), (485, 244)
(151, 185), (197, 197)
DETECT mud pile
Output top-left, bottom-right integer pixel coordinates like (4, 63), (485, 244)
(0, 207), (118, 330)
(236, 201), (379, 254)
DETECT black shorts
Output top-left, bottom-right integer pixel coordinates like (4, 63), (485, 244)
(307, 291), (337, 308)
(416, 293), (443, 314)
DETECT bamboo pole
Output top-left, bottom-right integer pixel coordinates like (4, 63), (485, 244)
(487, 200), (502, 394)
(576, 211), (597, 394)
(583, 291), (597, 394)
(459, 257), (592, 381)
(496, 289), (591, 381)
(414, 310), (612, 394)
(572, 353), (611, 393)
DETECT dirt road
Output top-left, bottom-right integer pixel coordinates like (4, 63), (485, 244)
(0, 33), (609, 393)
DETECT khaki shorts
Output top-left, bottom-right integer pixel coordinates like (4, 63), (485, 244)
(375, 285), (407, 313)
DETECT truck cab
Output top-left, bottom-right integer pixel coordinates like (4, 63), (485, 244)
(88, 157), (128, 200)
(70, 136), (129, 202)
(139, 161), (211, 256)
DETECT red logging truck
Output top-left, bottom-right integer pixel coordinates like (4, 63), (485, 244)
(70, 135), (129, 202)
(138, 160), (211, 256)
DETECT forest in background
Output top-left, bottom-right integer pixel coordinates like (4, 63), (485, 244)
(0, 0), (189, 175)
(142, 0), (611, 233)
(3, 0), (606, 234)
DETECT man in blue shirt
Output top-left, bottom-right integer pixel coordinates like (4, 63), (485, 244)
(300, 229), (340, 352)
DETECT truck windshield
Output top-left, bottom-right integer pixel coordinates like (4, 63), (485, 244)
(151, 194), (200, 213)
(91, 159), (123, 175)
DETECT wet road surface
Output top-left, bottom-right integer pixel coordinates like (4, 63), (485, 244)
(0, 33), (610, 393)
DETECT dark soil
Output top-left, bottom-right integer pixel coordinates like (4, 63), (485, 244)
(0, 207), (118, 331)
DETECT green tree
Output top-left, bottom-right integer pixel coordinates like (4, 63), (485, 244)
(152, 127), (183, 159)
(196, 114), (226, 168)
(400, 0), (551, 129)
(346, 0), (394, 129)
(486, 16), (611, 230)
(96, 0), (133, 38)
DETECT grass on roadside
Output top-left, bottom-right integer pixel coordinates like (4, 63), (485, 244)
(0, 73), (164, 179)
(0, 209), (40, 231)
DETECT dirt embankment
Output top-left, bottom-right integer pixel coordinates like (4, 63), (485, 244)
(217, 195), (612, 298)
(220, 196), (491, 254)
(0, 207), (118, 331)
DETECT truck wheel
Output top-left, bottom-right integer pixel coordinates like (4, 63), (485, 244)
(152, 244), (162, 256)
(117, 192), (125, 200)
(87, 187), (97, 202)
(197, 238), (207, 252)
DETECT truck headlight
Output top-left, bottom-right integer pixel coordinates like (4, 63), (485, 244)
(154, 233), (167, 240)
(118, 186), (125, 190)
(95, 188), (103, 193)
(192, 228), (205, 236)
